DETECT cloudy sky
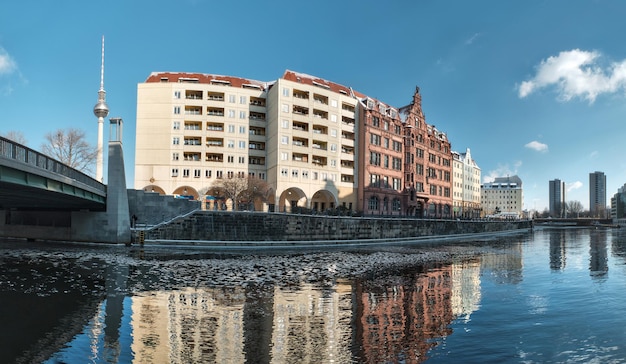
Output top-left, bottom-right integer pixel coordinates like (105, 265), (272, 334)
(1, 0), (625, 212)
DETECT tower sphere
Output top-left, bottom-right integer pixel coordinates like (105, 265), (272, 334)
(94, 97), (109, 118)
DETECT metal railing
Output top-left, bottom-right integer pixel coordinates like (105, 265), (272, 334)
(0, 136), (106, 193)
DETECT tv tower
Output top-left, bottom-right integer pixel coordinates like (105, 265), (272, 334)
(93, 35), (109, 182)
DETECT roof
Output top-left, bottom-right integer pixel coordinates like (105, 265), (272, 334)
(145, 72), (268, 90)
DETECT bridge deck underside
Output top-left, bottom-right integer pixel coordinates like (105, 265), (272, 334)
(0, 181), (106, 211)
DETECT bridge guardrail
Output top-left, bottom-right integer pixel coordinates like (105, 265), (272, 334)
(0, 136), (106, 194)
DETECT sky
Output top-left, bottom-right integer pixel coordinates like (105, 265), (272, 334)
(1, 0), (625, 213)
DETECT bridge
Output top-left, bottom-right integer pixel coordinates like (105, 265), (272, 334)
(534, 217), (616, 227)
(0, 119), (131, 244)
(0, 137), (106, 211)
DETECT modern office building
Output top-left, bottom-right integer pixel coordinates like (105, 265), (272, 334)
(135, 70), (454, 216)
(589, 171), (607, 217)
(611, 183), (626, 224)
(548, 179), (565, 217)
(480, 175), (523, 217)
(452, 148), (481, 219)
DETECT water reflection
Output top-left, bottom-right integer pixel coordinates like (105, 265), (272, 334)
(3, 229), (626, 363)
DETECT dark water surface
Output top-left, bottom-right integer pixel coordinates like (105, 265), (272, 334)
(1, 228), (625, 363)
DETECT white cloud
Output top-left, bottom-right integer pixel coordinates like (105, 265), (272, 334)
(589, 150), (599, 159)
(517, 49), (626, 103)
(465, 32), (482, 45)
(0, 47), (17, 75)
(482, 162), (520, 183)
(567, 181), (583, 192)
(525, 140), (548, 152)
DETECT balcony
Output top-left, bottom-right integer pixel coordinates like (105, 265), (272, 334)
(249, 156), (265, 166)
(341, 146), (354, 155)
(184, 106), (202, 115)
(312, 155), (327, 166)
(341, 160), (354, 168)
(249, 127), (266, 136)
(184, 121), (202, 130)
(206, 153), (224, 163)
(312, 125), (327, 135)
(207, 92), (225, 101)
(183, 137), (202, 146)
(249, 112), (266, 121)
(313, 93), (328, 105)
(341, 131), (355, 140)
(207, 123), (224, 132)
(207, 107), (225, 117)
(250, 97), (266, 107)
(293, 105), (309, 116)
(312, 109), (328, 120)
(185, 90), (203, 100)
(292, 121), (309, 132)
(311, 140), (327, 150)
(341, 174), (354, 183)
(292, 137), (308, 148)
(293, 89), (309, 100)
(292, 153), (308, 163)
(249, 142), (266, 151)
(206, 138), (223, 147)
(342, 116), (355, 126)
(183, 152), (201, 161)
(342, 103), (355, 112)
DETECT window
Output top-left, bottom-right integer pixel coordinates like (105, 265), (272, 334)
(227, 140), (234, 148)
(282, 104), (289, 113)
(281, 152), (288, 160)
(239, 141), (246, 149)
(370, 152), (381, 166)
(227, 171), (234, 178)
(239, 156), (245, 163)
(393, 141), (402, 152)
(312, 171), (318, 180)
(282, 87), (289, 97)
(172, 152), (179, 161)
(281, 119), (289, 128)
(173, 106), (180, 114)
(173, 137), (180, 145)
(174, 91), (181, 99)
(384, 155), (389, 168)
(384, 138), (389, 149)
(281, 135), (289, 144)
(292, 169), (298, 178)
(370, 133), (381, 146)
(393, 178), (401, 190)
(206, 170), (212, 178)
(227, 156), (234, 163)
(430, 185), (437, 195)
(368, 196), (379, 210)
(392, 157), (402, 170)
(173, 121), (180, 130)
(372, 116), (380, 127)
(216, 170), (223, 178)
(331, 129), (337, 137)
(330, 159), (336, 167)
(228, 94), (236, 103)
(183, 169), (190, 178)
(228, 125), (235, 133)
(194, 169), (201, 178)
(240, 95), (246, 104)
(281, 168), (288, 177)
(171, 168), (179, 177)
(239, 111), (246, 119)
(416, 148), (424, 158)
(331, 99), (338, 107)
(330, 144), (337, 152)
(370, 174), (380, 187)
(331, 114), (337, 122)
(228, 109), (235, 118)
(302, 170), (308, 179)
(392, 198), (401, 211)
(239, 126), (246, 134)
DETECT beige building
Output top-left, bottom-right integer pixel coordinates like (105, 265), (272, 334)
(452, 148), (481, 218)
(135, 71), (360, 212)
(480, 175), (523, 217)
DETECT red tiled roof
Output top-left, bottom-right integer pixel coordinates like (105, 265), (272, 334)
(145, 72), (268, 90)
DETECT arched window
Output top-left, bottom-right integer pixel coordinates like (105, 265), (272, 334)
(368, 196), (379, 210)
(392, 198), (401, 211)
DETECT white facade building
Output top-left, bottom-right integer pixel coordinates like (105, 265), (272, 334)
(452, 148), (481, 218)
(480, 175), (523, 217)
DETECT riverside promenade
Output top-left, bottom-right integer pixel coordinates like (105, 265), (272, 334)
(133, 210), (532, 247)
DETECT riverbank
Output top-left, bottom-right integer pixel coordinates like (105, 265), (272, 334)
(134, 210), (532, 248)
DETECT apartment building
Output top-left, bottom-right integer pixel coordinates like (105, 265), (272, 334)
(589, 171), (607, 217)
(135, 71), (454, 216)
(480, 175), (523, 217)
(548, 178), (565, 217)
(452, 148), (481, 219)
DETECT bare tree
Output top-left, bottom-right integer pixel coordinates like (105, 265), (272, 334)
(1, 130), (27, 145)
(41, 128), (97, 174)
(204, 176), (270, 210)
(566, 200), (584, 218)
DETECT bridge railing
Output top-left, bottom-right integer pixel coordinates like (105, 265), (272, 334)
(0, 136), (106, 193)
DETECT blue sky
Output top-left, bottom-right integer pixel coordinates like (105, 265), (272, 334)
(1, 0), (625, 212)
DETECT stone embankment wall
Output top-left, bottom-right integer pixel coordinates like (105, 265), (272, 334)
(141, 211), (532, 242)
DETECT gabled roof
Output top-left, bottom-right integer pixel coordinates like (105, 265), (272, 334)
(145, 72), (268, 90)
(282, 70), (366, 99)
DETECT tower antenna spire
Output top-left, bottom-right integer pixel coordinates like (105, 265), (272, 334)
(100, 35), (105, 91)
(93, 35), (109, 182)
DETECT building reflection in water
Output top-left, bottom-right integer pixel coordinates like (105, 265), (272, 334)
(589, 230), (608, 279)
(119, 260), (487, 363)
(549, 230), (567, 271)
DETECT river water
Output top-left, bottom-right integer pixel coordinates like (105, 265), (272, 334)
(1, 227), (625, 363)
